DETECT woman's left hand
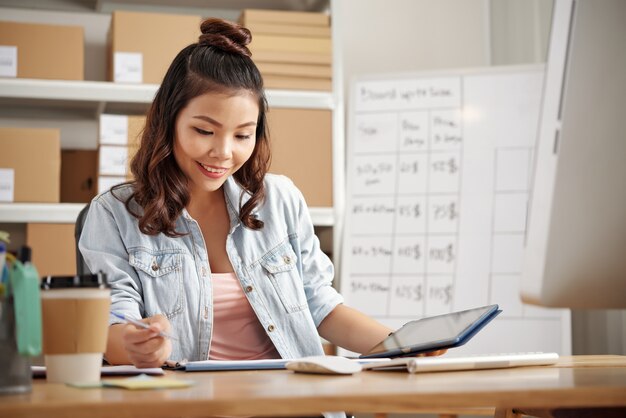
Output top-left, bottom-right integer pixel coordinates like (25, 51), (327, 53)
(415, 349), (447, 357)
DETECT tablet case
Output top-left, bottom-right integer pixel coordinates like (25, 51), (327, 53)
(360, 304), (502, 359)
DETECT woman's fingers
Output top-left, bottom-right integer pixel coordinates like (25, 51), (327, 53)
(416, 349), (448, 357)
(120, 315), (173, 368)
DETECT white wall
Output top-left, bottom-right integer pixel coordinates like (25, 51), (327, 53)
(336, 0), (490, 93)
(490, 0), (553, 65)
(334, 0), (625, 358)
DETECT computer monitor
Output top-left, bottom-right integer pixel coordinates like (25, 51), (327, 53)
(521, 0), (626, 308)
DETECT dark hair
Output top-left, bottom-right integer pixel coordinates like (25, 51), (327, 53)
(119, 18), (270, 236)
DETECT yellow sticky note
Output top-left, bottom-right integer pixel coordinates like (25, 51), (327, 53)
(101, 374), (193, 390)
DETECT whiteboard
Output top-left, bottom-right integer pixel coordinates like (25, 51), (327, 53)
(340, 66), (571, 356)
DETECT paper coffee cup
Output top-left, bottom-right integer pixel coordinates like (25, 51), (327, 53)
(40, 273), (110, 384)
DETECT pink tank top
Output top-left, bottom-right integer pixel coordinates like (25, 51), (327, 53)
(208, 272), (280, 360)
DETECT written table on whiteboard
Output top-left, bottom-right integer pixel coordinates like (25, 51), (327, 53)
(340, 66), (571, 356)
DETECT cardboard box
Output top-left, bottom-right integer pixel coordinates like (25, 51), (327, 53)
(251, 49), (332, 66)
(26, 223), (76, 277)
(99, 114), (145, 146)
(0, 127), (60, 203)
(97, 146), (138, 179)
(244, 22), (330, 38)
(97, 176), (126, 194)
(250, 34), (331, 55)
(108, 11), (200, 84)
(240, 9), (330, 27)
(61, 150), (98, 203)
(240, 9), (332, 71)
(263, 75), (331, 91)
(0, 21), (84, 80)
(98, 114), (144, 186)
(268, 108), (332, 207)
(257, 62), (332, 79)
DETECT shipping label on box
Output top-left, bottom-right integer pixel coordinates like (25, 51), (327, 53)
(100, 114), (129, 145)
(0, 168), (14, 202)
(114, 52), (143, 83)
(99, 146), (129, 176)
(0, 45), (17, 77)
(98, 176), (126, 194)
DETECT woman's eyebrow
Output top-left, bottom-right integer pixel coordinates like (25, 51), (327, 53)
(192, 115), (256, 128)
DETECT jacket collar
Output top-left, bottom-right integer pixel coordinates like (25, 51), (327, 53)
(223, 176), (254, 232)
(180, 177), (254, 233)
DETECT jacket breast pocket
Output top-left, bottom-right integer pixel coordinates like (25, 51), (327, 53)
(260, 242), (307, 313)
(129, 248), (184, 318)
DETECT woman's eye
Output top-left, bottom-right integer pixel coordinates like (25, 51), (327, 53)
(236, 134), (252, 140)
(194, 127), (213, 136)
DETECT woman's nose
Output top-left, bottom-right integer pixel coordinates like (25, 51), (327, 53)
(209, 136), (232, 159)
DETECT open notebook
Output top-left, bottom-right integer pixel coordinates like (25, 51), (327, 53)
(360, 352), (560, 373)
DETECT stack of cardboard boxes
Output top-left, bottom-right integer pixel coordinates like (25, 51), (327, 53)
(0, 20), (84, 277)
(238, 9), (334, 207)
(240, 9), (332, 91)
(97, 114), (145, 194)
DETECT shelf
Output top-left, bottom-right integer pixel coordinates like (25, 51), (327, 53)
(0, 78), (334, 112)
(0, 0), (329, 13)
(0, 203), (86, 223)
(0, 203), (335, 226)
(308, 207), (334, 227)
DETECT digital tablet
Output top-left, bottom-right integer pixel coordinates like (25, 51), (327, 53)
(360, 304), (502, 359)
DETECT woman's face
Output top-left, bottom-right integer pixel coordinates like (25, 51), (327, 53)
(174, 90), (259, 198)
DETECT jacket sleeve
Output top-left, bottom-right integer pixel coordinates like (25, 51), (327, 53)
(78, 196), (145, 325)
(287, 180), (344, 327)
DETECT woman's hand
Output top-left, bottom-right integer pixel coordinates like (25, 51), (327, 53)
(415, 349), (447, 357)
(121, 314), (172, 368)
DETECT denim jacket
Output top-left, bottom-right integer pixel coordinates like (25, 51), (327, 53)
(79, 174), (343, 362)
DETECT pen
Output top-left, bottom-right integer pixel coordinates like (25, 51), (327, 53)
(111, 311), (179, 341)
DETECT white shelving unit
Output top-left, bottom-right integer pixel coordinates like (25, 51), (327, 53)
(0, 1), (344, 249)
(0, 78), (335, 110)
(0, 202), (334, 226)
(0, 78), (337, 227)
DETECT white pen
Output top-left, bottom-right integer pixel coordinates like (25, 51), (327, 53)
(111, 311), (178, 341)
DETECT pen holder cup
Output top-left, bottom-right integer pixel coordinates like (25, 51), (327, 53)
(40, 273), (110, 384)
(0, 296), (32, 395)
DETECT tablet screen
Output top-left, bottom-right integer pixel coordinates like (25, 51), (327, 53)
(365, 304), (498, 357)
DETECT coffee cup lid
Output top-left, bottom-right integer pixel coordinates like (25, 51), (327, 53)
(41, 272), (110, 290)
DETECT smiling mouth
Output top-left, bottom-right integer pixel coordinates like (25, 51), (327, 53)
(197, 161), (228, 174)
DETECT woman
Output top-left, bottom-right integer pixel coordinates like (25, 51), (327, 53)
(80, 18), (411, 368)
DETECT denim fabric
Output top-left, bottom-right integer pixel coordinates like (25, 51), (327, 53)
(79, 174), (343, 362)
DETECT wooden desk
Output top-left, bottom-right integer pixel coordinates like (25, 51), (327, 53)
(2, 356), (626, 418)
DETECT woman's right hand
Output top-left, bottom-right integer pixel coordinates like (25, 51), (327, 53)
(121, 314), (173, 368)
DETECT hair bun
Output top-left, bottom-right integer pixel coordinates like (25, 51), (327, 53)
(199, 18), (252, 57)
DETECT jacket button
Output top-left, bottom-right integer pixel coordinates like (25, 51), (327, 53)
(283, 256), (292, 264)
(267, 324), (275, 332)
(151, 263), (159, 271)
(245, 285), (253, 292)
